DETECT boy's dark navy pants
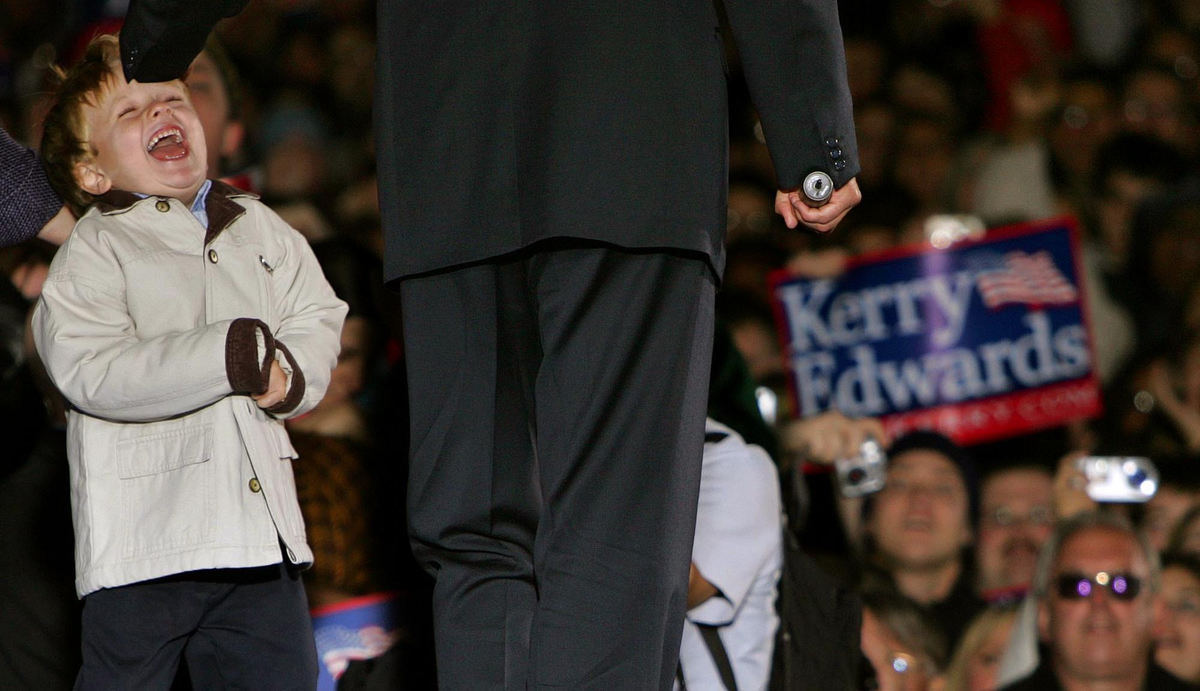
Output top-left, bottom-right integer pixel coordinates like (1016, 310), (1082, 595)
(74, 561), (317, 690)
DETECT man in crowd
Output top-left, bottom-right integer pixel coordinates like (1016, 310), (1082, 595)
(975, 464), (1056, 602)
(862, 430), (984, 649)
(676, 418), (783, 690)
(1000, 512), (1192, 690)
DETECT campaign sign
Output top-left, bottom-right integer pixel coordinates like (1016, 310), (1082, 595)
(311, 593), (401, 691)
(770, 218), (1101, 445)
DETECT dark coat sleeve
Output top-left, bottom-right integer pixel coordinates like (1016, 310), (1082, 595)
(722, 0), (859, 191)
(0, 127), (62, 247)
(120, 0), (249, 82)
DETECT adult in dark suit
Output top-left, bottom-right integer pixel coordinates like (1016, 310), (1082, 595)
(0, 126), (73, 245)
(120, 1), (861, 688)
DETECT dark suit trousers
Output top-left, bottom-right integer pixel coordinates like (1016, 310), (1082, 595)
(399, 242), (715, 690)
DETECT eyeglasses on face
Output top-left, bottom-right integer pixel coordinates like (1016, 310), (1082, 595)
(984, 505), (1053, 528)
(1054, 571), (1142, 601)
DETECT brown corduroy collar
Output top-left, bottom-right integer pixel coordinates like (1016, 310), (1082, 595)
(94, 179), (255, 245)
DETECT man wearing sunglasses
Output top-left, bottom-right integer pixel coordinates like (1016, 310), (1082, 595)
(999, 511), (1193, 690)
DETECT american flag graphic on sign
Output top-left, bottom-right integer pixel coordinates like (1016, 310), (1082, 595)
(977, 250), (1078, 309)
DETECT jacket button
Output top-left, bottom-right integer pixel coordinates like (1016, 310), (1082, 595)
(824, 136), (840, 147)
(208, 249), (219, 264)
(249, 477), (261, 493)
(155, 199), (170, 212)
(834, 160), (847, 171)
(829, 147), (843, 160)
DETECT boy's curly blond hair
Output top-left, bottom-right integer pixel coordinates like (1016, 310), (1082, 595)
(40, 34), (124, 216)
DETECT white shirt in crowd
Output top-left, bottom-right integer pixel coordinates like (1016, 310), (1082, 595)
(676, 419), (784, 691)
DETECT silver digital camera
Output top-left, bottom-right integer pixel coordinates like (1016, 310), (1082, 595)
(1076, 456), (1158, 503)
(836, 437), (887, 498)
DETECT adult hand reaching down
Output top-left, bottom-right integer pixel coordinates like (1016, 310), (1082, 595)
(775, 177), (862, 233)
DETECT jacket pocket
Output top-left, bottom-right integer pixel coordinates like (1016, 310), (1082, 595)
(268, 421), (298, 460)
(117, 425), (213, 478)
(266, 423), (306, 541)
(117, 424), (215, 558)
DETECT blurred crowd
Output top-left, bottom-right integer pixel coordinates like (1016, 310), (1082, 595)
(721, 0), (1200, 689)
(5, 0), (1200, 689)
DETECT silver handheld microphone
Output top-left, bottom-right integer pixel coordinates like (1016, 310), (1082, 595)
(802, 171), (833, 207)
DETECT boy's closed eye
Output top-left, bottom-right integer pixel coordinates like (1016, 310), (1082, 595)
(114, 97), (143, 118)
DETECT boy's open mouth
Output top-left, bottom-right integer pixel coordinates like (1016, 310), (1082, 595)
(147, 126), (188, 161)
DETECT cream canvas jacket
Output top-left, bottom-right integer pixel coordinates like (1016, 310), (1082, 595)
(33, 181), (347, 597)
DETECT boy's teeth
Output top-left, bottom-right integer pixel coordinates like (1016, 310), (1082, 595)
(148, 129), (182, 151)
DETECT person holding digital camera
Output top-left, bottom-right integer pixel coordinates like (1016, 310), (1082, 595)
(860, 431), (986, 652)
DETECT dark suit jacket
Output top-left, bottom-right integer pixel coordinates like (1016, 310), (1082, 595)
(374, 0), (858, 281)
(122, 0), (858, 282)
